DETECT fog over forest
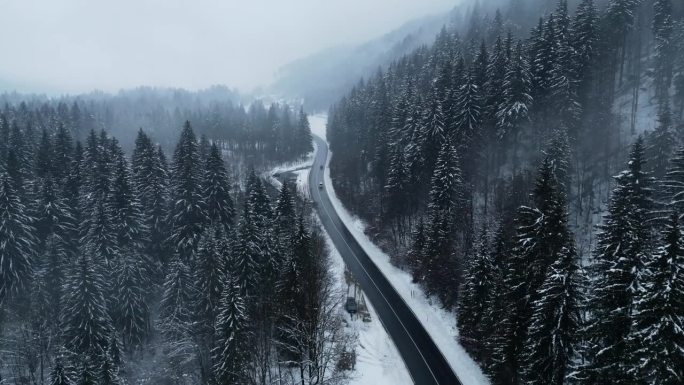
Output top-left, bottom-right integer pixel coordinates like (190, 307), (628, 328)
(0, 1), (682, 385)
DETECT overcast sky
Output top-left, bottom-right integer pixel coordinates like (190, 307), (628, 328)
(0, 0), (457, 94)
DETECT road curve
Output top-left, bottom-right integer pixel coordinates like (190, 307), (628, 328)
(308, 135), (462, 385)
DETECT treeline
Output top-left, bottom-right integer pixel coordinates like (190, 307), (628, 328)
(458, 137), (683, 384)
(0, 89), (313, 164)
(0, 106), (348, 384)
(326, 0), (683, 384)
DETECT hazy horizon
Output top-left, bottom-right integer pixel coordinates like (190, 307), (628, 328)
(0, 0), (457, 95)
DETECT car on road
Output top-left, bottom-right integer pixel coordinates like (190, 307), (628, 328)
(320, 165), (323, 169)
(318, 182), (323, 189)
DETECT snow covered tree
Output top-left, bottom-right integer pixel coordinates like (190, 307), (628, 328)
(627, 211), (684, 384)
(521, 241), (584, 385)
(571, 0), (598, 101)
(111, 156), (147, 251)
(37, 234), (68, 327)
(53, 123), (74, 183)
(458, 227), (494, 361)
(245, 168), (272, 225)
(584, 137), (656, 384)
(49, 360), (72, 385)
(202, 143), (234, 232)
(168, 121), (206, 260)
(82, 198), (118, 266)
(36, 128), (54, 179)
(232, 203), (262, 296)
(454, 70), (483, 148)
(113, 251), (150, 352)
(158, 257), (194, 342)
(61, 250), (113, 357)
(193, 226), (226, 332)
(274, 181), (296, 251)
(212, 276), (250, 385)
(0, 173), (35, 304)
(647, 95), (675, 180)
(34, 176), (77, 254)
(295, 107), (313, 156)
(662, 145), (684, 216)
(422, 142), (464, 308)
(653, 0), (675, 99)
(407, 219), (426, 283)
(132, 130), (169, 265)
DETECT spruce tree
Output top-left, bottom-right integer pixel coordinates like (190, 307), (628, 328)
(521, 239), (584, 385)
(158, 257), (194, 342)
(458, 227), (494, 361)
(0, 173), (35, 303)
(663, 145), (684, 216)
(212, 276), (249, 385)
(193, 227), (226, 333)
(584, 138), (655, 384)
(49, 360), (72, 385)
(111, 156), (147, 252)
(168, 121), (206, 260)
(62, 250), (113, 357)
(627, 211), (684, 384)
(202, 143), (235, 232)
(113, 251), (150, 352)
(34, 176), (77, 253)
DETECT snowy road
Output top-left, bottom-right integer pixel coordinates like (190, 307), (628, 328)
(308, 135), (462, 385)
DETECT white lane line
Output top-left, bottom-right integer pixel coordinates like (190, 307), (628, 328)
(310, 142), (441, 385)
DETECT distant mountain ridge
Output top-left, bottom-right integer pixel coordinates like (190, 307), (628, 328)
(270, 10), (458, 111)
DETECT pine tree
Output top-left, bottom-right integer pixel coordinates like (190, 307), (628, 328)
(232, 203), (262, 296)
(113, 251), (150, 352)
(111, 155), (147, 252)
(36, 128), (54, 179)
(39, 234), (68, 326)
(653, 0), (675, 99)
(0, 173), (35, 303)
(53, 123), (74, 183)
(202, 143), (234, 232)
(647, 95), (675, 180)
(662, 146), (684, 216)
(62, 250), (113, 357)
(295, 107), (313, 156)
(407, 219), (426, 283)
(454, 70), (483, 146)
(521, 239), (584, 385)
(34, 176), (77, 253)
(423, 142), (464, 308)
(49, 360), (72, 385)
(212, 276), (250, 385)
(274, 181), (296, 249)
(497, 41), (532, 153)
(158, 257), (194, 341)
(193, 227), (226, 333)
(99, 354), (121, 385)
(571, 0), (598, 99)
(458, 227), (494, 361)
(168, 121), (207, 260)
(627, 211), (684, 384)
(584, 137), (655, 384)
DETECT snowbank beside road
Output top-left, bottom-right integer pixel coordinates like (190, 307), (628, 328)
(323, 229), (413, 385)
(321, 139), (490, 385)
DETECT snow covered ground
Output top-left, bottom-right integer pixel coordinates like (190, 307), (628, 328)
(309, 114), (328, 141)
(324, 230), (413, 385)
(311, 115), (490, 385)
(267, 132), (413, 385)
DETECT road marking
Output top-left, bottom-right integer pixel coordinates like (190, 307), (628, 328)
(310, 140), (443, 385)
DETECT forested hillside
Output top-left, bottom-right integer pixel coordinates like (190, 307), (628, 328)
(327, 0), (684, 383)
(0, 89), (312, 165)
(0, 97), (358, 385)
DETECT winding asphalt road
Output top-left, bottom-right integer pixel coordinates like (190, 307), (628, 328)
(308, 135), (462, 385)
